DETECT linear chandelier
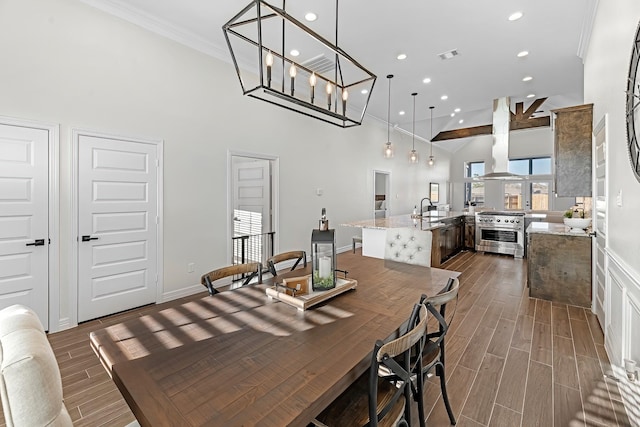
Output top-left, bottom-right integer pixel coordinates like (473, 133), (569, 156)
(223, 0), (377, 128)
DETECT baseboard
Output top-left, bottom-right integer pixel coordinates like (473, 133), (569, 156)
(160, 284), (203, 303)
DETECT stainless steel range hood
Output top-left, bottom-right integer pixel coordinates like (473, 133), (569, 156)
(477, 97), (522, 180)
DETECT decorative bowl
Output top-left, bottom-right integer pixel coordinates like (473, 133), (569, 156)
(563, 217), (591, 233)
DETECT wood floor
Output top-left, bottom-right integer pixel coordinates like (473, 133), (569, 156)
(0, 250), (631, 426)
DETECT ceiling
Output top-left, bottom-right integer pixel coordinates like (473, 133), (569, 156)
(81, 0), (596, 152)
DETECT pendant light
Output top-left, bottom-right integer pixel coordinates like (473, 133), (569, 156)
(409, 93), (419, 164)
(383, 75), (394, 158)
(428, 106), (435, 166)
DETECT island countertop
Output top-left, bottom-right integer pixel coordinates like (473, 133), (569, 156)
(526, 221), (592, 237)
(342, 212), (468, 230)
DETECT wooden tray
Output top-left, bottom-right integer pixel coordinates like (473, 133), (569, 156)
(266, 275), (357, 311)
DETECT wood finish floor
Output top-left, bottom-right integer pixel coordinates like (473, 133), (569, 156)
(0, 251), (631, 426)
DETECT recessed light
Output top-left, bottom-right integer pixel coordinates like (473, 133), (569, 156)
(397, 53), (407, 60)
(454, 108), (461, 113)
(522, 76), (533, 82)
(361, 89), (368, 94)
(527, 93), (536, 98)
(399, 111), (405, 115)
(441, 95), (448, 100)
(290, 49), (300, 57)
(517, 50), (529, 58)
(459, 119), (464, 124)
(509, 11), (523, 21)
(450, 113), (455, 117)
(304, 12), (317, 22)
(423, 77), (431, 84)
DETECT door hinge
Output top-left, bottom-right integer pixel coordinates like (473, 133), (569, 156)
(155, 158), (159, 167)
(156, 216), (159, 224)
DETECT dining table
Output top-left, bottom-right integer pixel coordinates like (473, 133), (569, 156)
(89, 253), (460, 427)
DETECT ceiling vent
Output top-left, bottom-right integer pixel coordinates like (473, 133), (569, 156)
(438, 49), (459, 60)
(302, 54), (336, 75)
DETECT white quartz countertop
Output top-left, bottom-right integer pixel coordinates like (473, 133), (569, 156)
(526, 221), (592, 237)
(342, 212), (467, 230)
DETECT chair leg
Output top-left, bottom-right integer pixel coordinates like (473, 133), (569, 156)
(416, 366), (426, 427)
(437, 363), (456, 425)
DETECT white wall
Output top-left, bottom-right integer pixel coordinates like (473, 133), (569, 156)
(0, 0), (450, 327)
(585, 0), (640, 275)
(449, 127), (575, 211)
(584, 0), (640, 379)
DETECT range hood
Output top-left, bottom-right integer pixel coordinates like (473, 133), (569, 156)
(477, 97), (522, 180)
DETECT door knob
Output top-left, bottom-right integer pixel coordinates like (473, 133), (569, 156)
(25, 239), (45, 246)
(81, 235), (99, 242)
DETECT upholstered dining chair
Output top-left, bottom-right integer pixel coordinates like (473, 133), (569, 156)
(418, 277), (460, 425)
(0, 304), (73, 427)
(266, 250), (306, 277)
(200, 262), (262, 296)
(312, 302), (429, 427)
(384, 228), (432, 267)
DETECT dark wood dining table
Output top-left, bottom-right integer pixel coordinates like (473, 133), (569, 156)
(90, 253), (460, 427)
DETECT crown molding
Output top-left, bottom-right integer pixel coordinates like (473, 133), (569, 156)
(79, 0), (229, 62)
(577, 0), (599, 62)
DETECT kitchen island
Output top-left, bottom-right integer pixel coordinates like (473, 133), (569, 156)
(526, 221), (592, 307)
(343, 212), (469, 267)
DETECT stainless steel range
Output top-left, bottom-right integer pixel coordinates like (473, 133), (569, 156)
(476, 211), (525, 258)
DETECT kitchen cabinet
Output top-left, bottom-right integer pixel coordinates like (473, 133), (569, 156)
(527, 222), (592, 307)
(464, 215), (475, 250)
(439, 217), (464, 262)
(552, 104), (593, 197)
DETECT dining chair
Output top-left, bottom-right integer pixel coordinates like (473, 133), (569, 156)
(266, 250), (306, 276)
(384, 228), (432, 267)
(418, 277), (460, 425)
(0, 304), (73, 427)
(200, 262), (262, 296)
(312, 302), (429, 427)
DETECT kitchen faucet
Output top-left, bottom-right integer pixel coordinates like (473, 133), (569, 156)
(420, 197), (434, 215)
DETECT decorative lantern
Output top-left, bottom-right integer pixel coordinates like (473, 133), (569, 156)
(311, 229), (336, 291)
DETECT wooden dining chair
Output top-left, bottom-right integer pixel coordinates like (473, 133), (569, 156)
(418, 277), (460, 425)
(312, 302), (429, 427)
(266, 250), (306, 276)
(200, 262), (262, 296)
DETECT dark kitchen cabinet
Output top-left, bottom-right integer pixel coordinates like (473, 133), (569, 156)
(464, 215), (476, 250)
(552, 104), (593, 197)
(439, 217), (464, 263)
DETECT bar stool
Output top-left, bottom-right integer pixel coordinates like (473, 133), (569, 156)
(352, 236), (362, 253)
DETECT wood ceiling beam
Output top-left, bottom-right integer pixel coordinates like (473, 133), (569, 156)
(510, 115), (551, 131)
(432, 97), (549, 142)
(432, 125), (492, 141)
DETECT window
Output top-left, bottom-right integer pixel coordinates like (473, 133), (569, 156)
(464, 161), (485, 206)
(508, 157), (552, 175)
(503, 180), (551, 210)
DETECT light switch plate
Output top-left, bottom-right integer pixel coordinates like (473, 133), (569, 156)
(616, 189), (623, 207)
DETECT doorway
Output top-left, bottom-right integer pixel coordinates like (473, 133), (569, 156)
(373, 170), (390, 219)
(228, 153), (278, 267)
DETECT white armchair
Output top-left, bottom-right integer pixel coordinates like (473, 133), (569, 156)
(384, 228), (432, 267)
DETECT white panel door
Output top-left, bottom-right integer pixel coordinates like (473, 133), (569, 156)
(0, 124), (49, 328)
(232, 158), (271, 264)
(77, 135), (158, 322)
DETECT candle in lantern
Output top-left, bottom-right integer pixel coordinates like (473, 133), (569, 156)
(319, 256), (331, 279)
(289, 64), (296, 96)
(265, 52), (273, 87)
(326, 82), (333, 110)
(342, 89), (349, 115)
(309, 73), (316, 103)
